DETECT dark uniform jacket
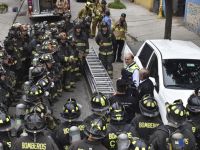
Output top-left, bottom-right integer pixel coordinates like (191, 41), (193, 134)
(95, 31), (116, 55)
(0, 132), (12, 149)
(149, 125), (196, 150)
(102, 121), (134, 150)
(138, 79), (154, 99)
(53, 121), (85, 150)
(131, 114), (163, 144)
(69, 138), (107, 150)
(109, 93), (138, 123)
(184, 114), (200, 149)
(11, 132), (59, 150)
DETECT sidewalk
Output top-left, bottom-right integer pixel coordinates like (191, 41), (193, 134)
(109, 0), (200, 52)
(0, 0), (23, 41)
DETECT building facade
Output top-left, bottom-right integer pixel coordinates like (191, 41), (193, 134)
(185, 0), (200, 35)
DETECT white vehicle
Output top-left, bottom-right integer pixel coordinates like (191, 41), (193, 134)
(134, 40), (200, 124)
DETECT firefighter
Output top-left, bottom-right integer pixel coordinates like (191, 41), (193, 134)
(39, 53), (61, 99)
(89, 92), (110, 117)
(0, 67), (15, 108)
(0, 110), (14, 149)
(58, 32), (74, 91)
(91, 0), (104, 37)
(109, 79), (138, 123)
(184, 88), (200, 149)
(84, 92), (110, 129)
(56, 0), (69, 15)
(11, 112), (59, 150)
(72, 22), (89, 80)
(131, 95), (163, 145)
(121, 52), (139, 97)
(149, 99), (196, 150)
(112, 13), (127, 62)
(0, 50), (16, 91)
(95, 22), (116, 78)
(102, 102), (134, 150)
(78, 2), (93, 38)
(69, 116), (108, 150)
(53, 98), (85, 150)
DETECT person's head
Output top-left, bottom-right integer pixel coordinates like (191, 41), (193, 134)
(139, 68), (150, 81)
(105, 10), (110, 17)
(120, 13), (126, 21)
(110, 102), (125, 123)
(84, 116), (107, 140)
(74, 22), (82, 35)
(101, 0), (107, 7)
(90, 92), (110, 115)
(24, 112), (46, 134)
(124, 52), (134, 65)
(25, 84), (44, 105)
(116, 79), (127, 93)
(166, 99), (187, 127)
(61, 98), (81, 121)
(139, 94), (159, 117)
(101, 22), (109, 34)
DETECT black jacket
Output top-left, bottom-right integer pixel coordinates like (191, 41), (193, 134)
(149, 125), (196, 150)
(109, 93), (138, 122)
(138, 79), (154, 99)
(70, 138), (107, 150)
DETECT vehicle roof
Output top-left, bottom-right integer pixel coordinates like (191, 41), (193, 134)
(148, 40), (200, 60)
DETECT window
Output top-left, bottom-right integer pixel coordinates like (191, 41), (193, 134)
(148, 53), (158, 80)
(138, 44), (154, 68)
(148, 53), (159, 91)
(163, 59), (200, 89)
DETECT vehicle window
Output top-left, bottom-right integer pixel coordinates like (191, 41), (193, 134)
(138, 44), (154, 68)
(163, 59), (200, 89)
(148, 53), (159, 86)
(40, 0), (56, 11)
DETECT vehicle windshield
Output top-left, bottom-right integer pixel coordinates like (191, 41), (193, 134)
(163, 59), (200, 89)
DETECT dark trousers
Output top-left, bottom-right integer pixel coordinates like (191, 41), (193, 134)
(113, 40), (125, 61)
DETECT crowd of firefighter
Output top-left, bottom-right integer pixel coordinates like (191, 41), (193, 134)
(0, 0), (199, 149)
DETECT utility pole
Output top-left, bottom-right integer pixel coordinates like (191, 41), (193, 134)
(164, 0), (173, 39)
(158, 0), (163, 18)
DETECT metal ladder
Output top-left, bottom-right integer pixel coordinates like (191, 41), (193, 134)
(85, 47), (115, 98)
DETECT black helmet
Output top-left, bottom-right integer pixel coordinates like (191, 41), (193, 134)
(28, 103), (47, 117)
(166, 99), (187, 126)
(0, 111), (14, 132)
(74, 22), (82, 29)
(139, 95), (159, 117)
(39, 53), (55, 64)
(187, 88), (200, 113)
(91, 92), (110, 113)
(84, 116), (107, 139)
(24, 112), (46, 133)
(36, 76), (51, 91)
(129, 137), (148, 150)
(26, 85), (44, 103)
(31, 66), (47, 79)
(110, 102), (124, 121)
(61, 98), (81, 120)
(121, 13), (126, 18)
(101, 22), (108, 28)
(101, 0), (107, 5)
